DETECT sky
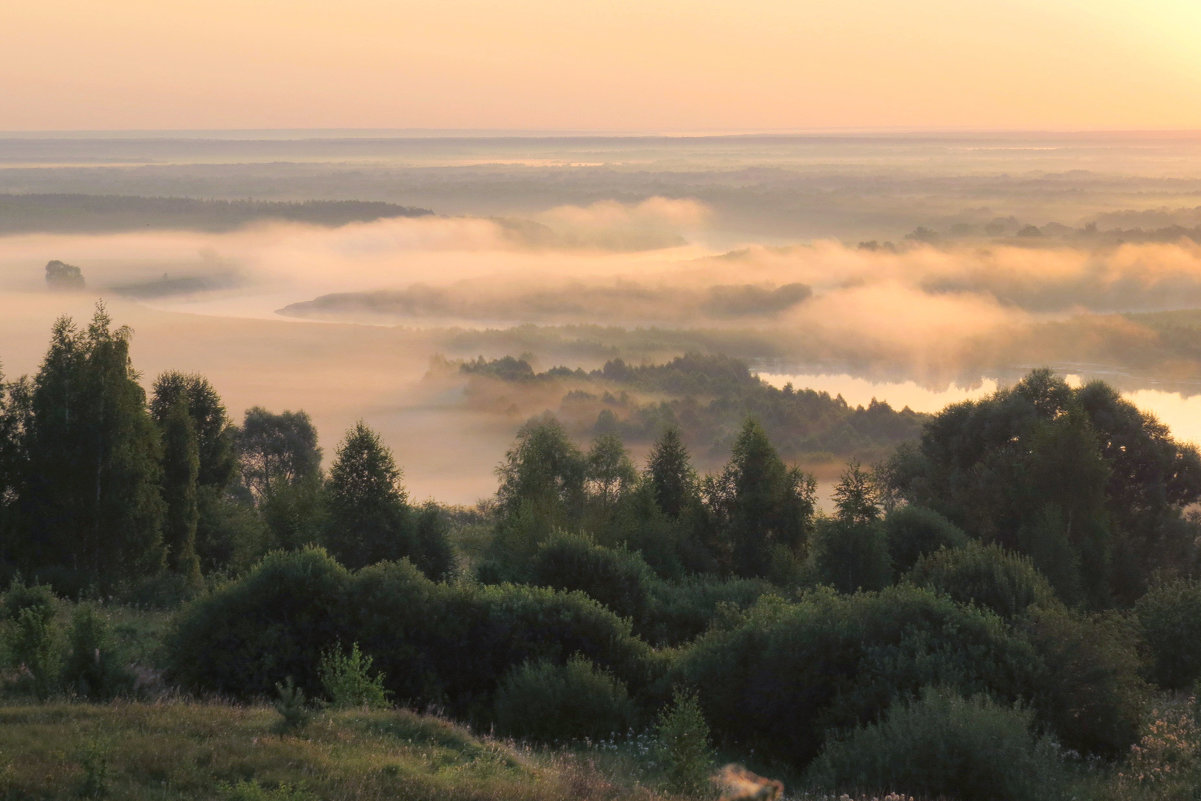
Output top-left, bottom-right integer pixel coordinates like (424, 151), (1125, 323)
(4, 0), (1201, 132)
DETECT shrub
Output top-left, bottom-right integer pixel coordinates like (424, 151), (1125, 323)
(907, 541), (1057, 619)
(339, 558), (454, 708)
(1134, 578), (1201, 689)
(528, 531), (655, 621)
(1114, 695), (1201, 801)
(463, 583), (654, 715)
(676, 585), (1040, 768)
(63, 605), (132, 700)
(884, 505), (968, 573)
(642, 575), (773, 646)
(2, 578), (56, 623)
(807, 687), (1066, 801)
(166, 551), (655, 718)
(6, 605), (58, 700)
(654, 688), (715, 797)
(319, 642), (390, 709)
(808, 518), (892, 594)
(492, 655), (634, 742)
(165, 547), (351, 699)
(1023, 605), (1147, 759)
(273, 677), (312, 736)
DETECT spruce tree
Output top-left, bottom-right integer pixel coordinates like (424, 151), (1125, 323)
(645, 426), (697, 519)
(324, 421), (409, 570)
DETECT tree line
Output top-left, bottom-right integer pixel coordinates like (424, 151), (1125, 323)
(0, 305), (450, 597)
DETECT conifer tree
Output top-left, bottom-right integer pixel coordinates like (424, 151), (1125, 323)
(645, 426), (697, 519)
(324, 421), (409, 570)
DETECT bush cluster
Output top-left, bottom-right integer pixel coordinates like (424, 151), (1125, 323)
(492, 655), (634, 742)
(807, 687), (1067, 801)
(675, 584), (1041, 766)
(166, 548), (654, 729)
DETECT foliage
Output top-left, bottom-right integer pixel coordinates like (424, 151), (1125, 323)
(1134, 578), (1201, 690)
(319, 642), (391, 709)
(20, 305), (166, 592)
(883, 504), (968, 573)
(164, 547), (351, 699)
(6, 604), (59, 700)
(273, 677), (313, 736)
(527, 532), (656, 622)
(808, 517), (892, 594)
(653, 688), (714, 797)
(236, 407), (323, 510)
(494, 415), (587, 533)
(906, 541), (1056, 620)
(832, 460), (880, 525)
(158, 399), (202, 584)
(886, 369), (1201, 606)
(323, 421), (410, 570)
(676, 585), (1041, 768)
(409, 502), (458, 581)
(460, 353), (928, 466)
(702, 419), (815, 577)
(492, 655), (635, 743)
(63, 604), (132, 701)
(150, 371), (237, 492)
(2, 578), (56, 623)
(1113, 695), (1201, 801)
(644, 426), (697, 520)
(44, 259), (85, 291)
(640, 574), (773, 646)
(585, 433), (637, 510)
(1022, 605), (1147, 759)
(167, 548), (653, 721)
(806, 687), (1067, 801)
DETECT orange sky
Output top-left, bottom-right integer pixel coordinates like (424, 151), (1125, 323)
(3, 0), (1201, 131)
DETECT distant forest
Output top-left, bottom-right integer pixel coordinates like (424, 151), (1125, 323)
(454, 353), (927, 466)
(0, 194), (432, 233)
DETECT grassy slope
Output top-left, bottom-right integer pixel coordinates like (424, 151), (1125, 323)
(0, 702), (674, 801)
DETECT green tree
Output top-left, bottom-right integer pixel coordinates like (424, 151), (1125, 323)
(159, 399), (202, 584)
(704, 419), (815, 577)
(236, 407), (322, 502)
(236, 407), (323, 550)
(324, 421), (409, 570)
(151, 372), (249, 573)
(885, 369), (1197, 607)
(494, 415), (586, 532)
(585, 433), (637, 509)
(655, 688), (715, 797)
(832, 460), (880, 525)
(0, 372), (31, 574)
(22, 305), (165, 590)
(645, 426), (697, 519)
(150, 372), (237, 491)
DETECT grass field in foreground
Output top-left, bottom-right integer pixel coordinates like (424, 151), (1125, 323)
(0, 702), (679, 801)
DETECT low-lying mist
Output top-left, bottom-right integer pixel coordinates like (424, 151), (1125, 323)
(10, 189), (1201, 503)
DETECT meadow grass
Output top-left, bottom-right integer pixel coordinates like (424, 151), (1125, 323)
(0, 701), (677, 801)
